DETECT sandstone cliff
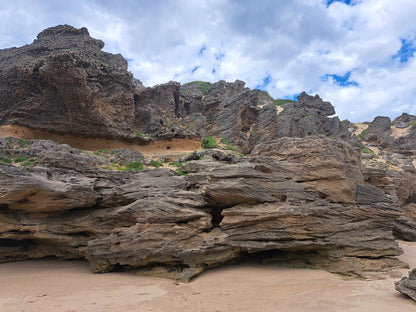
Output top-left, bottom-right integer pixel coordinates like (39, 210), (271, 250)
(0, 136), (404, 281)
(0, 25), (415, 294)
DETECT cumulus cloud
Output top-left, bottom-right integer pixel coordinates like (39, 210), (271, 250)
(0, 0), (416, 121)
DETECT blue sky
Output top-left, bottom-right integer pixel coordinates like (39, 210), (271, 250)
(1, 0), (416, 122)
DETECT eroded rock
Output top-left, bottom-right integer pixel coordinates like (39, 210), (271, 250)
(395, 268), (416, 301)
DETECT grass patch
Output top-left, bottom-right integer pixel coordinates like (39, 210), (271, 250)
(357, 128), (368, 139)
(360, 144), (374, 154)
(18, 139), (31, 148)
(220, 138), (236, 151)
(150, 160), (163, 167)
(273, 99), (296, 106)
(199, 82), (212, 95)
(408, 120), (416, 127)
(169, 161), (184, 168)
(306, 115), (313, 120)
(184, 81), (212, 95)
(14, 156), (28, 163)
(21, 159), (39, 166)
(125, 160), (144, 171)
(176, 168), (186, 176)
(135, 130), (144, 137)
(0, 156), (12, 164)
(201, 136), (217, 149)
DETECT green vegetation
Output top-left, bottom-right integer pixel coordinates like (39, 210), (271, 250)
(184, 81), (212, 95)
(273, 99), (296, 106)
(199, 82), (212, 95)
(125, 160), (144, 171)
(201, 136), (217, 149)
(135, 130), (144, 137)
(6, 137), (13, 144)
(150, 160), (163, 167)
(14, 156), (28, 162)
(341, 119), (350, 124)
(0, 155), (39, 166)
(357, 128), (368, 139)
(99, 149), (114, 154)
(169, 161), (184, 168)
(306, 115), (313, 120)
(0, 156), (12, 164)
(260, 90), (273, 99)
(176, 168), (186, 176)
(408, 120), (416, 127)
(18, 139), (31, 148)
(220, 138), (236, 151)
(21, 159), (39, 166)
(360, 144), (374, 154)
(93, 149), (115, 157)
(181, 89), (189, 95)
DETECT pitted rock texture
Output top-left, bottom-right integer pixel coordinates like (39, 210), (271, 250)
(0, 25), (138, 138)
(0, 25), (354, 153)
(0, 136), (404, 280)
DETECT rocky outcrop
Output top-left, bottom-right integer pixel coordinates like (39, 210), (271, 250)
(0, 136), (404, 280)
(357, 113), (416, 242)
(0, 25), (356, 154)
(0, 25), (140, 138)
(395, 268), (416, 301)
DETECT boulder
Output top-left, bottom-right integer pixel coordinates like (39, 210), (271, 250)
(363, 116), (392, 143)
(395, 268), (416, 301)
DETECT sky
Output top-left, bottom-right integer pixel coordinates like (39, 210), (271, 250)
(1, 0), (416, 122)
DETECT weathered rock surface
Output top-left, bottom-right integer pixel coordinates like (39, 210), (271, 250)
(0, 24), (414, 282)
(0, 25), (139, 139)
(0, 25), (355, 153)
(356, 112), (416, 242)
(395, 268), (416, 301)
(0, 136), (404, 280)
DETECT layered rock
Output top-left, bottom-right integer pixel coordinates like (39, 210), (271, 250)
(135, 81), (353, 152)
(0, 25), (355, 154)
(357, 114), (416, 241)
(0, 136), (404, 280)
(395, 268), (416, 301)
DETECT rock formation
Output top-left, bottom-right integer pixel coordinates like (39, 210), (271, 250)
(0, 25), (351, 153)
(0, 25), (415, 290)
(0, 136), (404, 281)
(0, 25), (140, 139)
(355, 114), (416, 243)
(395, 268), (416, 301)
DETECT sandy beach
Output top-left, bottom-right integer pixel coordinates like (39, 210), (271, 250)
(1, 241), (415, 312)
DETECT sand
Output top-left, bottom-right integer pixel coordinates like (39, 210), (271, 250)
(0, 124), (202, 160)
(0, 242), (415, 312)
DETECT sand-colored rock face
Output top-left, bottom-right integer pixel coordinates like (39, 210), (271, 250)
(0, 136), (404, 281)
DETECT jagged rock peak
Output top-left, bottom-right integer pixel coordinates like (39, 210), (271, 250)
(37, 24), (90, 39)
(33, 24), (105, 50)
(297, 91), (336, 116)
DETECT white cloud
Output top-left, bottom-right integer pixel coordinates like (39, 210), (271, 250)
(0, 0), (416, 121)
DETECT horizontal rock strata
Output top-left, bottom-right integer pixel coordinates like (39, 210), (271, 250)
(0, 136), (404, 280)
